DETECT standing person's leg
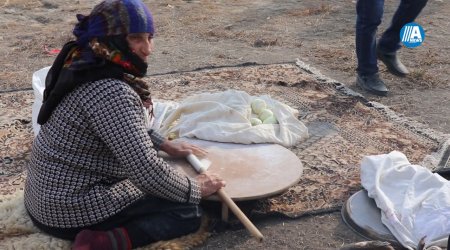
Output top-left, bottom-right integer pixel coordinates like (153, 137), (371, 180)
(356, 0), (385, 76)
(378, 0), (428, 53)
(356, 0), (389, 96)
(377, 0), (428, 76)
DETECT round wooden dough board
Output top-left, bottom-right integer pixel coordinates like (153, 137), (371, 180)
(162, 138), (303, 201)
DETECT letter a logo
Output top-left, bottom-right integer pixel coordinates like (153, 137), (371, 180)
(409, 26), (422, 42)
(400, 23), (425, 48)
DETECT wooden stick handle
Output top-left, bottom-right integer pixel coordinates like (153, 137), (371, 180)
(216, 189), (264, 241)
(186, 154), (264, 241)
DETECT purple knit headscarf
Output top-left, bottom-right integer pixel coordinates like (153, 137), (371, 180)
(73, 0), (155, 47)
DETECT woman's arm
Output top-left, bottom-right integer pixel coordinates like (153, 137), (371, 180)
(84, 79), (202, 203)
(158, 139), (207, 158)
(149, 132), (226, 197)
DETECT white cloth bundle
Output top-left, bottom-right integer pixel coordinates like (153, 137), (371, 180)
(361, 151), (450, 249)
(158, 90), (308, 147)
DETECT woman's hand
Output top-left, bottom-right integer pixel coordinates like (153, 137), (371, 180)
(159, 140), (224, 197)
(160, 140), (207, 158)
(195, 173), (226, 197)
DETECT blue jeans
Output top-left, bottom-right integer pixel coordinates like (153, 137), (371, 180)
(356, 0), (428, 76)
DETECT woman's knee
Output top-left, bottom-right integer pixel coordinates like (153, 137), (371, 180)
(126, 205), (202, 247)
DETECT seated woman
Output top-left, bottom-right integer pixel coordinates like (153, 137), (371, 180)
(24, 0), (225, 249)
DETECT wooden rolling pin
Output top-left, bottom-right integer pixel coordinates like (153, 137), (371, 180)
(186, 154), (264, 241)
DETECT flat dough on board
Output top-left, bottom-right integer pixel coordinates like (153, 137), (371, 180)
(162, 138), (303, 201)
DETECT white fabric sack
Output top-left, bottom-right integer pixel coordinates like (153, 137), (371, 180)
(31, 65), (176, 136)
(361, 151), (450, 249)
(144, 100), (179, 131)
(159, 90), (308, 147)
(31, 66), (51, 136)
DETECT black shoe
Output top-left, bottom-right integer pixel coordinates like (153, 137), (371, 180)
(356, 73), (389, 96)
(377, 48), (409, 77)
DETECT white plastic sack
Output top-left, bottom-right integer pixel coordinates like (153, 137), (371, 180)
(31, 66), (50, 137)
(32, 66), (176, 137)
(361, 151), (450, 249)
(159, 90), (308, 147)
(144, 100), (179, 131)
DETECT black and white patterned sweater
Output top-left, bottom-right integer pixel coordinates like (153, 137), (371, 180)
(24, 78), (201, 228)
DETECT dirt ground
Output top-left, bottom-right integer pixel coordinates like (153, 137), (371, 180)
(1, 0), (449, 249)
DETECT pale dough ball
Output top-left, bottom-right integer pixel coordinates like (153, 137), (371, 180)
(250, 117), (263, 126)
(259, 109), (273, 121)
(251, 99), (266, 114)
(263, 116), (278, 124)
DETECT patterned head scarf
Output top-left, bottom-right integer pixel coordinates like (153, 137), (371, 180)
(74, 0), (155, 48)
(37, 0), (155, 125)
(69, 0), (155, 76)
